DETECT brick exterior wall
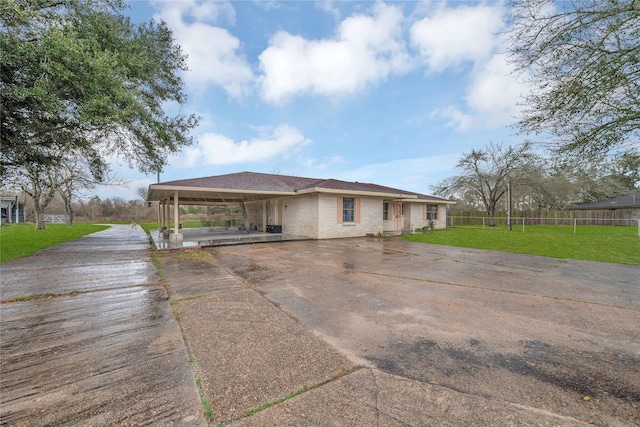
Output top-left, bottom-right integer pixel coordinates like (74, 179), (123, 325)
(317, 194), (383, 239)
(248, 195), (448, 238)
(281, 194), (319, 238)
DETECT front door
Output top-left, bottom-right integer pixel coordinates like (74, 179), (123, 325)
(394, 201), (403, 235)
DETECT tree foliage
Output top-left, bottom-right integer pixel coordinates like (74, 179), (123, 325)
(0, 0), (198, 178)
(507, 0), (640, 159)
(432, 142), (537, 225)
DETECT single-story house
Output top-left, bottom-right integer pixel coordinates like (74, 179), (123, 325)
(1, 196), (25, 225)
(572, 193), (639, 225)
(146, 171), (455, 242)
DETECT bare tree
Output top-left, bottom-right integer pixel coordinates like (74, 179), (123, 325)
(55, 158), (96, 227)
(18, 164), (56, 230)
(54, 155), (123, 226)
(136, 186), (149, 202)
(432, 142), (536, 226)
(507, 0), (640, 160)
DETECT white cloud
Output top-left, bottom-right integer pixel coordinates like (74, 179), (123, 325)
(410, 5), (504, 73)
(152, 0), (236, 24)
(432, 105), (474, 130)
(258, 2), (411, 103)
(181, 125), (311, 166)
(315, 0), (341, 21)
(409, 4), (530, 131)
(433, 52), (531, 131)
(155, 1), (253, 97)
(465, 53), (529, 127)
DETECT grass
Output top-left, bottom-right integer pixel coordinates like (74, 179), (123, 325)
(188, 357), (214, 421)
(137, 221), (212, 234)
(404, 225), (640, 265)
(4, 222), (637, 266)
(243, 386), (315, 418)
(0, 223), (110, 264)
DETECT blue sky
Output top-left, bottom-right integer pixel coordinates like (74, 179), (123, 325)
(99, 0), (530, 200)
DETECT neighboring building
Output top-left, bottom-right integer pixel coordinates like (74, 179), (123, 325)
(572, 193), (639, 225)
(147, 171), (455, 240)
(1, 196), (25, 225)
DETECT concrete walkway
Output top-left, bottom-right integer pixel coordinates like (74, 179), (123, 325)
(0, 225), (204, 426)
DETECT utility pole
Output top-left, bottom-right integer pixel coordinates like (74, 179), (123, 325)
(507, 180), (512, 231)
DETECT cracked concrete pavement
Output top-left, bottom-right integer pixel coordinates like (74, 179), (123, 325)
(2, 227), (638, 426)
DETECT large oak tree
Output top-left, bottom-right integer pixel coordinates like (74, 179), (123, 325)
(1, 0), (198, 179)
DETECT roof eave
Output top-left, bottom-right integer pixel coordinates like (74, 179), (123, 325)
(297, 187), (419, 199)
(147, 184), (296, 201)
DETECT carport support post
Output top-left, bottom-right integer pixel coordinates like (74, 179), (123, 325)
(262, 200), (268, 232)
(162, 199), (170, 238)
(158, 201), (166, 234)
(170, 191), (183, 245)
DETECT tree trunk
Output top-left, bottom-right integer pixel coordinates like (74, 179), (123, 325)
(35, 210), (46, 230)
(64, 201), (74, 227)
(487, 208), (496, 226)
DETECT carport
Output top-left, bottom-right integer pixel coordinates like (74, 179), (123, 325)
(146, 174), (303, 247)
(147, 171), (454, 247)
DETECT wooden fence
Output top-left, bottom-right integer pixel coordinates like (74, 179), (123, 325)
(448, 210), (638, 226)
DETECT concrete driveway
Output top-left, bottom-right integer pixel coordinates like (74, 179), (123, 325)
(0, 225), (204, 426)
(204, 237), (639, 426)
(2, 229), (638, 426)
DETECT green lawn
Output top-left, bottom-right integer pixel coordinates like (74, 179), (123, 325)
(3, 222), (638, 266)
(0, 223), (110, 264)
(404, 225), (640, 265)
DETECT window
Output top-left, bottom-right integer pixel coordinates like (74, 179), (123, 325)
(426, 204), (438, 220)
(383, 202), (389, 220)
(343, 197), (355, 222)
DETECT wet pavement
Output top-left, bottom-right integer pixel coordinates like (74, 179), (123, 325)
(207, 238), (640, 426)
(0, 225), (204, 426)
(149, 227), (309, 250)
(2, 229), (638, 426)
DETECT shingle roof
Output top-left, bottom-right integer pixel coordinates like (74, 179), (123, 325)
(156, 171), (449, 202)
(573, 193), (640, 209)
(158, 172), (322, 192)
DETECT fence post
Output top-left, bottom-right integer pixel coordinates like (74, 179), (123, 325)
(574, 218), (577, 235)
(522, 217), (525, 232)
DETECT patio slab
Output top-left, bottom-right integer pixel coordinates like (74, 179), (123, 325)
(149, 227), (309, 250)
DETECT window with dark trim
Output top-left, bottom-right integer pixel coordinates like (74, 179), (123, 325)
(426, 204), (438, 220)
(343, 197), (355, 222)
(383, 202), (389, 220)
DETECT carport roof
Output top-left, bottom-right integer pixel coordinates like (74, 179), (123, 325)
(147, 171), (454, 205)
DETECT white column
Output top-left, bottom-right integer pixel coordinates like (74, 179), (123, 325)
(165, 198), (170, 229)
(173, 190), (179, 234)
(262, 200), (268, 232)
(169, 191), (183, 244)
